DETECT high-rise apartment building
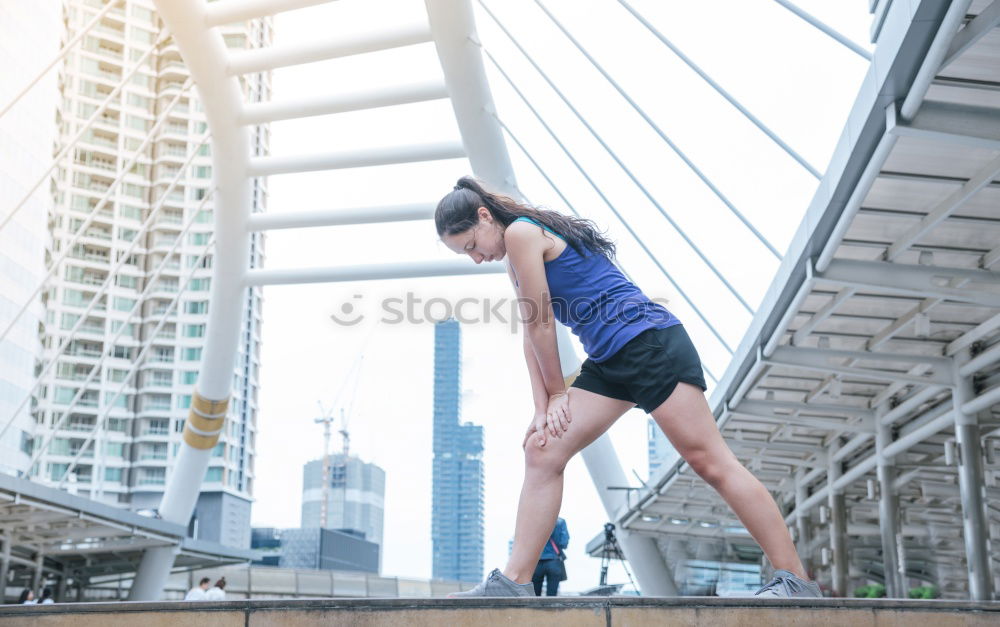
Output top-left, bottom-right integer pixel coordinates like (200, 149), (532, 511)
(431, 319), (484, 582)
(27, 0), (271, 548)
(301, 454), (386, 556)
(0, 2), (62, 478)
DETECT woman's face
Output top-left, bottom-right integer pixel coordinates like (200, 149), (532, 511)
(441, 207), (507, 264)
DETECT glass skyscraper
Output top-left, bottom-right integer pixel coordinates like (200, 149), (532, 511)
(431, 319), (483, 582)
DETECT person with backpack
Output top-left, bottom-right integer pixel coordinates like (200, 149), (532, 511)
(533, 518), (569, 596)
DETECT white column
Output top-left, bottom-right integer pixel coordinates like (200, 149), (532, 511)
(31, 551), (43, 592)
(875, 408), (903, 598)
(827, 457), (848, 597)
(795, 470), (813, 578)
(0, 534), (10, 602)
(132, 0), (251, 600)
(953, 350), (994, 600)
(557, 325), (679, 596)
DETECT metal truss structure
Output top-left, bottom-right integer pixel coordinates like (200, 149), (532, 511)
(2, 0), (997, 602)
(0, 474), (253, 598)
(622, 0), (1000, 601)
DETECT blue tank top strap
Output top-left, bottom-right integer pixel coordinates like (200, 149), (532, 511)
(513, 216), (566, 240)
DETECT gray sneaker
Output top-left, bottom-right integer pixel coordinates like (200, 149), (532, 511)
(754, 569), (822, 598)
(448, 568), (535, 598)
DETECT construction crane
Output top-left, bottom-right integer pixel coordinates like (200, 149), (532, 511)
(315, 353), (364, 529)
(314, 401), (336, 529)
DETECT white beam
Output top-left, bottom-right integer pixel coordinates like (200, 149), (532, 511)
(958, 341), (1000, 377)
(947, 313), (1000, 356)
(246, 203), (434, 231)
(735, 399), (874, 420)
(868, 298), (937, 349)
(762, 269), (814, 357)
(205, 0), (335, 27)
(899, 0), (973, 120)
(728, 439), (830, 457)
(792, 288), (853, 346)
(425, 0), (518, 195)
(41, 538), (170, 556)
(239, 81), (448, 125)
(244, 260), (506, 286)
(817, 259), (1000, 308)
(982, 245), (1000, 271)
(886, 153), (1000, 261)
(966, 380), (1000, 412)
(246, 141), (465, 176)
(771, 345), (952, 369)
(815, 126), (897, 273)
(889, 100), (1000, 151)
(227, 25), (432, 75)
(728, 411), (871, 433)
(879, 385), (948, 426)
(765, 346), (952, 386)
(942, 0), (1000, 68)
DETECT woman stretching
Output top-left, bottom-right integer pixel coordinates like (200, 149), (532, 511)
(437, 177), (820, 598)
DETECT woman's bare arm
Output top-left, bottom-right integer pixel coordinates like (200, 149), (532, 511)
(505, 258), (555, 418)
(504, 222), (565, 398)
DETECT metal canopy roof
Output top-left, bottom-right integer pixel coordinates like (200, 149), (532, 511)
(620, 0), (1000, 598)
(0, 474), (255, 585)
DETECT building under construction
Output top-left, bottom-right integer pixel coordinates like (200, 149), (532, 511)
(300, 455), (385, 564)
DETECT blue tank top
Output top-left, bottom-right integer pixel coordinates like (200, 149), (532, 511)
(511, 216), (680, 362)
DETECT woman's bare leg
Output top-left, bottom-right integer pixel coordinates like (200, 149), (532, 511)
(503, 387), (635, 583)
(650, 383), (808, 579)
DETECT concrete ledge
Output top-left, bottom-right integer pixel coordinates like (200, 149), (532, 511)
(1, 597), (999, 626)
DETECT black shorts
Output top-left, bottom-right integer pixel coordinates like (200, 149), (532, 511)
(570, 324), (707, 414)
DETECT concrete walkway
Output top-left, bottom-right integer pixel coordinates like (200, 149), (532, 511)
(1, 597), (999, 626)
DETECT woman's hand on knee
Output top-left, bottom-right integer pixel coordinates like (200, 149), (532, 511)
(546, 392), (571, 439)
(523, 411), (548, 449)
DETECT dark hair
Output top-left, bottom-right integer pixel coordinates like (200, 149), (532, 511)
(17, 589), (32, 604)
(199, 577), (211, 586)
(40, 588), (52, 601)
(435, 176), (616, 259)
(214, 577), (226, 589)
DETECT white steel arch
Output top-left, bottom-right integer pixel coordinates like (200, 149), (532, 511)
(130, 0), (676, 599)
(14, 0), (991, 603)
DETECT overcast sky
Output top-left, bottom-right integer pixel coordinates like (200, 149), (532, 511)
(251, 0), (873, 592)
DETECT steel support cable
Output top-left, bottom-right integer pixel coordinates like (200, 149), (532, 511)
(476, 1), (755, 315)
(0, 32), (172, 235)
(55, 236), (217, 487)
(485, 61), (735, 355)
(0, 132), (210, 442)
(772, 0), (872, 61)
(534, 0), (782, 260)
(501, 128), (721, 386)
(615, 0), (822, 179)
(0, 0), (126, 120)
(507, 139), (639, 288)
(0, 82), (198, 347)
(26, 192), (214, 467)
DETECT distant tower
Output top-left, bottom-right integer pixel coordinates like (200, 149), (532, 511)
(304, 355), (382, 552)
(300, 454), (385, 564)
(431, 318), (484, 582)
